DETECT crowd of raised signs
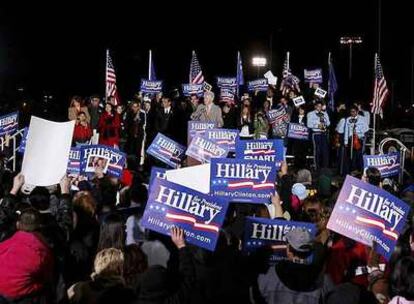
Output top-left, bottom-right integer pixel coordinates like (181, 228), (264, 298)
(0, 85), (413, 304)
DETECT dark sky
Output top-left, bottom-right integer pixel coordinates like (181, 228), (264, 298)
(0, 1), (413, 107)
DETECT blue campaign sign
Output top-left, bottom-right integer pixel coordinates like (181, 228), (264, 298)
(236, 138), (284, 169)
(327, 175), (410, 260)
(140, 79), (163, 94)
(18, 127), (29, 154)
(0, 112), (19, 137)
(210, 158), (277, 204)
(67, 147), (81, 175)
(187, 121), (217, 143)
(141, 178), (229, 251)
(186, 135), (228, 163)
(244, 217), (316, 263)
(266, 107), (288, 125)
(147, 133), (186, 169)
(182, 84), (204, 97)
(287, 123), (309, 140)
(216, 77), (237, 88)
(149, 166), (167, 191)
(304, 68), (323, 83)
(363, 152), (400, 178)
(205, 128), (239, 152)
(247, 79), (268, 92)
(80, 145), (126, 178)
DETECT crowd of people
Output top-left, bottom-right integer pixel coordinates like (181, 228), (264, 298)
(0, 83), (413, 304)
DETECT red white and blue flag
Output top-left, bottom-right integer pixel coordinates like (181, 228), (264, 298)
(189, 50), (204, 85)
(106, 49), (121, 105)
(371, 53), (389, 115)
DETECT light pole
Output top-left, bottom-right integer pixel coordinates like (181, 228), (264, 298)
(252, 57), (267, 78)
(340, 36), (363, 80)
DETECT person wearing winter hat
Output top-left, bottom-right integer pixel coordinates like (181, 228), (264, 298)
(291, 183), (309, 215)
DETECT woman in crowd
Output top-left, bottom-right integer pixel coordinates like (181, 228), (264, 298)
(73, 111), (93, 145)
(68, 96), (90, 123)
(98, 103), (121, 148)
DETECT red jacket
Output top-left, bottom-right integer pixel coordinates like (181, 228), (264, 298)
(0, 231), (54, 300)
(73, 122), (92, 143)
(98, 112), (121, 147)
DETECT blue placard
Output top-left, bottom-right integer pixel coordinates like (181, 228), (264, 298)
(187, 121), (217, 143)
(186, 136), (229, 163)
(141, 178), (229, 251)
(219, 87), (236, 103)
(216, 77), (237, 88)
(287, 123), (309, 140)
(205, 128), (239, 152)
(247, 78), (268, 92)
(80, 145), (126, 178)
(67, 147), (81, 175)
(0, 112), (19, 137)
(18, 127), (28, 154)
(140, 79), (163, 94)
(266, 107), (288, 125)
(244, 217), (317, 263)
(149, 166), (167, 191)
(304, 68), (323, 83)
(147, 133), (186, 169)
(210, 158), (277, 204)
(182, 84), (204, 97)
(363, 153), (400, 178)
(327, 175), (410, 260)
(236, 138), (284, 169)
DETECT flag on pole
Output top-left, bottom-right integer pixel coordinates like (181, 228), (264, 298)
(327, 52), (338, 111)
(106, 49), (120, 105)
(148, 49), (157, 81)
(189, 50), (204, 84)
(279, 52), (300, 95)
(236, 51), (244, 97)
(371, 53), (389, 115)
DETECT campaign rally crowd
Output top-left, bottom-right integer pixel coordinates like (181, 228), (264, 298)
(0, 51), (414, 304)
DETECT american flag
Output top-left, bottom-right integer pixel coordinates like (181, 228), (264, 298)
(189, 50), (204, 84)
(371, 53), (389, 115)
(106, 49), (120, 105)
(280, 52), (300, 95)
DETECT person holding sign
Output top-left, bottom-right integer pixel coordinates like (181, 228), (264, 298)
(344, 105), (369, 173)
(191, 91), (224, 127)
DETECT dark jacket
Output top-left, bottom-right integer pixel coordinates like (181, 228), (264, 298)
(154, 108), (176, 139)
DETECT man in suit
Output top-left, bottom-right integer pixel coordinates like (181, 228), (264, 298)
(190, 91), (224, 127)
(154, 96), (176, 139)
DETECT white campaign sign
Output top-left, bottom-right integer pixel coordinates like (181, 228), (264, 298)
(22, 116), (75, 186)
(165, 164), (210, 194)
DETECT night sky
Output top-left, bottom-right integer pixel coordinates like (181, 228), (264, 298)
(0, 1), (413, 113)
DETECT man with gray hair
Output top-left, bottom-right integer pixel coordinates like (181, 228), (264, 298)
(191, 91), (223, 127)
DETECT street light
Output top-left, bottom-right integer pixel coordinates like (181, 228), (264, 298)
(252, 56), (267, 77)
(340, 36), (363, 80)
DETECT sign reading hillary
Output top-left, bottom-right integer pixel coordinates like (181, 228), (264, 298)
(140, 79), (163, 94)
(186, 136), (228, 163)
(216, 77), (237, 88)
(210, 158), (277, 204)
(18, 127), (28, 153)
(67, 147), (81, 175)
(244, 217), (316, 262)
(0, 112), (19, 137)
(236, 139), (284, 168)
(314, 88), (327, 98)
(80, 145), (126, 178)
(247, 79), (268, 92)
(147, 133), (186, 169)
(327, 175), (410, 260)
(206, 128), (238, 152)
(287, 123), (309, 140)
(149, 167), (167, 191)
(219, 87), (236, 103)
(141, 178), (229, 251)
(363, 153), (401, 178)
(187, 121), (217, 143)
(304, 69), (323, 83)
(266, 107), (288, 125)
(182, 84), (204, 97)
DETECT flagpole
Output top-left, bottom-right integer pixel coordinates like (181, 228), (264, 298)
(372, 53), (378, 155)
(148, 49), (152, 80)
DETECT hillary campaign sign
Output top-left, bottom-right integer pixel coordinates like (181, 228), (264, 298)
(182, 84), (204, 97)
(287, 123), (309, 140)
(292, 96), (306, 107)
(244, 217), (316, 262)
(266, 107), (289, 125)
(141, 178), (229, 251)
(186, 136), (229, 163)
(304, 69), (323, 83)
(140, 79), (163, 94)
(216, 77), (237, 88)
(327, 175), (410, 260)
(149, 167), (167, 191)
(210, 158), (277, 204)
(314, 88), (327, 98)
(67, 147), (81, 175)
(187, 121), (217, 143)
(205, 128), (238, 152)
(0, 112), (19, 137)
(247, 79), (268, 92)
(236, 138), (284, 169)
(80, 145), (126, 178)
(147, 133), (186, 169)
(219, 87), (236, 103)
(363, 153), (401, 178)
